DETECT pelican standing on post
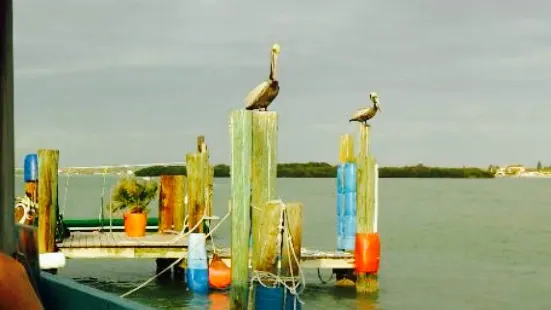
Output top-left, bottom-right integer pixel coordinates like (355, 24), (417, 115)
(349, 92), (382, 126)
(244, 43), (281, 111)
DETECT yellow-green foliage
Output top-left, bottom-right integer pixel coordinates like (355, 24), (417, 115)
(109, 177), (158, 214)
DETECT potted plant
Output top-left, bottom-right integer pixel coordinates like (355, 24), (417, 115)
(109, 177), (158, 237)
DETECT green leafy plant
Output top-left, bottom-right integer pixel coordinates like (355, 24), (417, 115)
(108, 177), (158, 215)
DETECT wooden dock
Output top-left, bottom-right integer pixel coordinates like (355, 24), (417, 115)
(57, 232), (354, 269)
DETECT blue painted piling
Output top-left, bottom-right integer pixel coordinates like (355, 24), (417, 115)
(24, 153), (38, 182)
(186, 233), (209, 294)
(336, 163), (357, 251)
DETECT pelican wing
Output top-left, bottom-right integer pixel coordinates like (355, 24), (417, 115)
(245, 80), (270, 109)
(350, 107), (370, 120)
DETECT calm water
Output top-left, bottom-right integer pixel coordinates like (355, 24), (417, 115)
(16, 176), (551, 309)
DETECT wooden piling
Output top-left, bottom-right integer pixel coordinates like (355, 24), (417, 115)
(251, 111), (278, 271)
(281, 202), (303, 278)
(186, 152), (207, 233)
(158, 175), (186, 233)
(229, 109), (253, 310)
(172, 176), (186, 232)
(253, 201), (284, 275)
(339, 134), (355, 163)
(37, 149), (59, 254)
(205, 164), (214, 218)
(356, 125), (378, 293)
(0, 0), (17, 256)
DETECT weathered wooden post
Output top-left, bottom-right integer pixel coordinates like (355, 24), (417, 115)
(281, 201), (303, 306)
(37, 149), (59, 255)
(355, 125), (381, 293)
(0, 0), (17, 255)
(158, 175), (186, 233)
(186, 152), (208, 233)
(229, 109), (253, 310)
(251, 111), (278, 265)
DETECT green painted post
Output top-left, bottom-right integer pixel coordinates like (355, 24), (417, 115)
(251, 111), (278, 271)
(229, 109), (253, 310)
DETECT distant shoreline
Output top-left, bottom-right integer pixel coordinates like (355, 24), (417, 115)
(17, 163), (551, 179)
(130, 163), (495, 179)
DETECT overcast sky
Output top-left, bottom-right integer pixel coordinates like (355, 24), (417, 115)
(12, 0), (551, 168)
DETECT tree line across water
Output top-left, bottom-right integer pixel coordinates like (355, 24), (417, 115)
(134, 162), (494, 179)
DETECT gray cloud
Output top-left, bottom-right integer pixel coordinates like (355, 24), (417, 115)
(13, 0), (551, 167)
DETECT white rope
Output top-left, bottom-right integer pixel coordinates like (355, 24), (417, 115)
(120, 208), (231, 298)
(250, 200), (306, 308)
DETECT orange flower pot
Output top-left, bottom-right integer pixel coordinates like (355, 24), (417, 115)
(124, 212), (147, 237)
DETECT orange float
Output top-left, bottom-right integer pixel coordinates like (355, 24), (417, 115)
(208, 254), (231, 289)
(123, 212), (147, 237)
(355, 232), (381, 273)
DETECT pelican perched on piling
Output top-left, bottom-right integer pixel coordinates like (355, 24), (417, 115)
(349, 92), (382, 126)
(244, 43), (281, 111)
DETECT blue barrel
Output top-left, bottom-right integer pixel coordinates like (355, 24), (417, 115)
(344, 192), (356, 216)
(284, 287), (302, 310)
(343, 163), (357, 193)
(255, 284), (301, 310)
(341, 237), (355, 251)
(336, 193), (345, 217)
(255, 284), (284, 310)
(337, 236), (344, 251)
(336, 164), (345, 193)
(24, 154), (38, 182)
(343, 215), (356, 239)
(186, 233), (209, 294)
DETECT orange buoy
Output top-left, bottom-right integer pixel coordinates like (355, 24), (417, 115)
(355, 232), (381, 273)
(208, 253), (231, 289)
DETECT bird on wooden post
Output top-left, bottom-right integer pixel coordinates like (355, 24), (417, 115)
(244, 43), (281, 111)
(349, 92), (382, 127)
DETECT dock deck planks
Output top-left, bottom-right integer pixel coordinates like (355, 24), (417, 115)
(57, 232), (354, 269)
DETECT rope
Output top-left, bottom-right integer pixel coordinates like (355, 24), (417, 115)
(119, 207), (231, 298)
(250, 200), (306, 308)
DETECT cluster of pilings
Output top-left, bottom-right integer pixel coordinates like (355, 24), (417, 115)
(229, 110), (303, 310)
(15, 149), (66, 273)
(335, 125), (381, 293)
(156, 135), (215, 278)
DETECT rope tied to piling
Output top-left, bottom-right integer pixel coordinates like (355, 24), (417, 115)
(251, 199), (306, 308)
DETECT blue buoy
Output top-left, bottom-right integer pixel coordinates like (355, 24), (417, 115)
(342, 163), (357, 193)
(186, 233), (209, 294)
(341, 237), (355, 251)
(344, 192), (356, 216)
(336, 164), (345, 194)
(336, 193), (345, 217)
(343, 215), (356, 238)
(24, 154), (38, 182)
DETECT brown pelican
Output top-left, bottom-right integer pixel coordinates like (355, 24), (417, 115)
(349, 92), (381, 126)
(244, 43), (280, 111)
